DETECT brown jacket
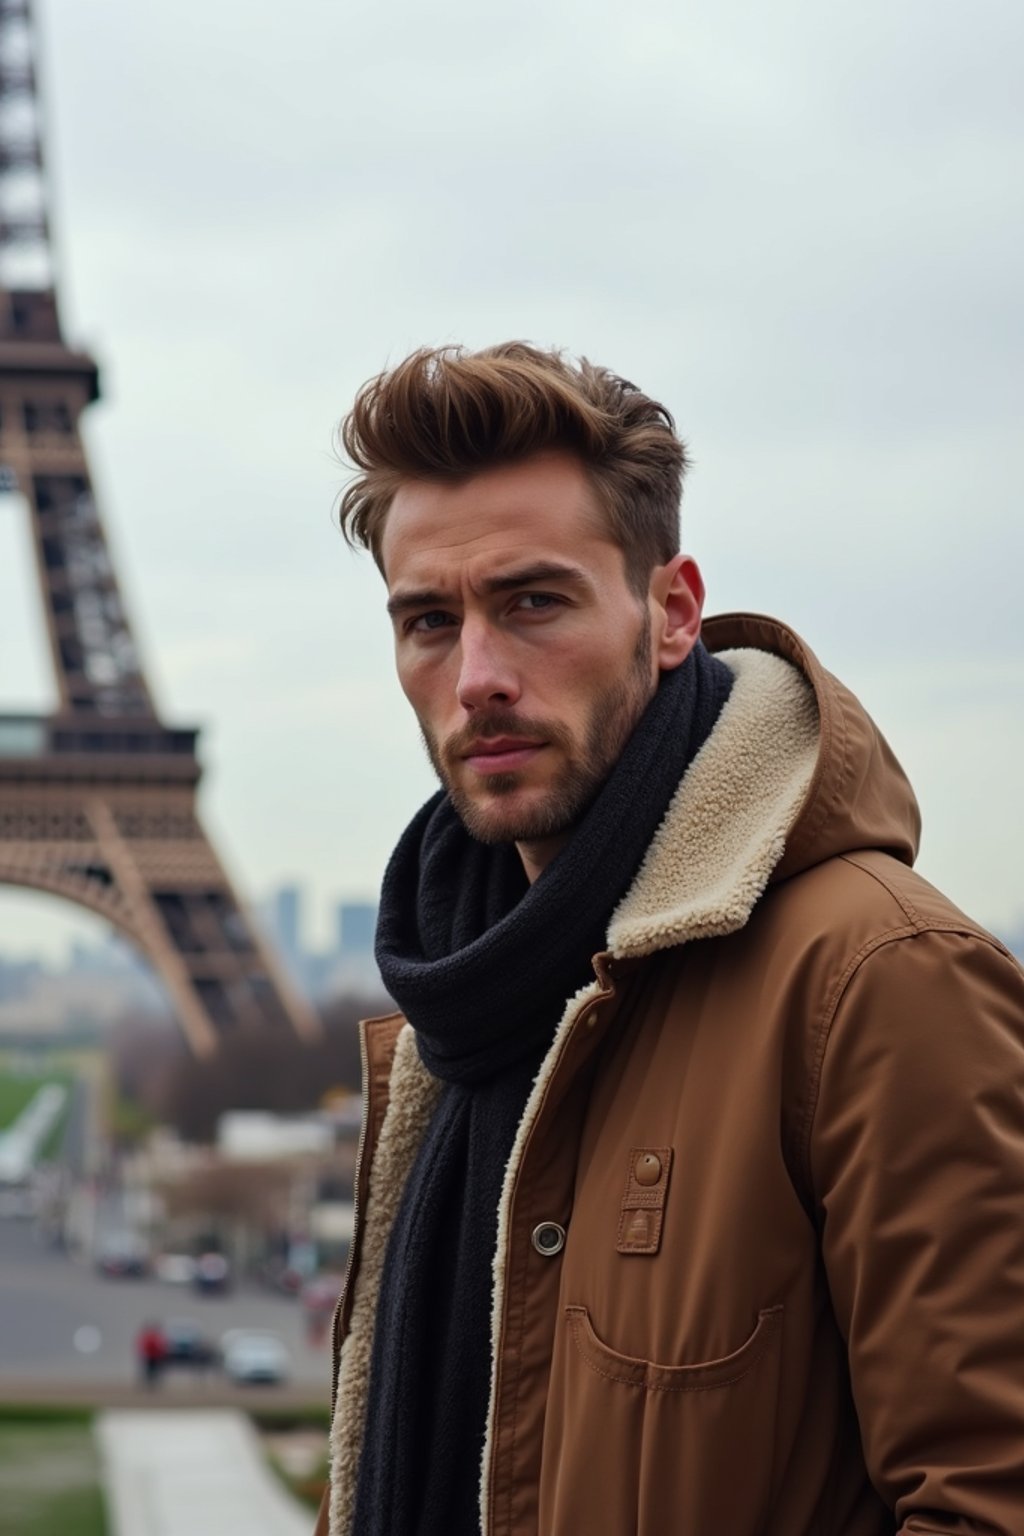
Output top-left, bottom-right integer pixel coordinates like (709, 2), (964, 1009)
(319, 614), (1024, 1536)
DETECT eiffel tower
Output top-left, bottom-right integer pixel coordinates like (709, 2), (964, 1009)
(0, 0), (320, 1055)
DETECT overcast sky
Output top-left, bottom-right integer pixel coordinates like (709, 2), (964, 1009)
(1, 0), (1021, 961)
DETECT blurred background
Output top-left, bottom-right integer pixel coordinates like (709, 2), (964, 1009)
(0, 0), (1021, 1530)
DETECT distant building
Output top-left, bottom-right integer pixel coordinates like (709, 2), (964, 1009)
(336, 901), (377, 956)
(252, 886), (381, 1000)
(0, 935), (167, 1034)
(0, 955), (44, 1005)
(219, 1110), (334, 1161)
(271, 885), (303, 964)
(254, 883), (308, 988)
(326, 900), (380, 997)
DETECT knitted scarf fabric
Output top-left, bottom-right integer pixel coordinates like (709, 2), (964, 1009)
(353, 642), (733, 1536)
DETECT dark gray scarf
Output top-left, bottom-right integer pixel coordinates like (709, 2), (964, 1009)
(355, 643), (733, 1536)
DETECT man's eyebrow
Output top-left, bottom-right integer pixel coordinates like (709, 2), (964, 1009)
(386, 587), (448, 619)
(482, 562), (590, 595)
(385, 563), (590, 619)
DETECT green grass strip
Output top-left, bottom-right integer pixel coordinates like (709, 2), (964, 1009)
(0, 1071), (73, 1163)
(0, 1419), (107, 1536)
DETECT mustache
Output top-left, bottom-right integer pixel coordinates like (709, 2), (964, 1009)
(443, 711), (567, 758)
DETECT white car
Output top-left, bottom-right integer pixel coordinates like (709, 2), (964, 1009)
(154, 1253), (196, 1285)
(220, 1329), (290, 1385)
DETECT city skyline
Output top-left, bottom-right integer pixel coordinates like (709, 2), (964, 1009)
(0, 882), (382, 1032)
(0, 879), (379, 967)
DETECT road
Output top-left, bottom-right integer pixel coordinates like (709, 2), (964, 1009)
(0, 1216), (332, 1397)
(60, 1071), (102, 1182)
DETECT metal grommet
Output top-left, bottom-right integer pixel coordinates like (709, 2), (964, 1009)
(531, 1221), (566, 1257)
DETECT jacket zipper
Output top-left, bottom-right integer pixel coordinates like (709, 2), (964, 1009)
(483, 977), (618, 1535)
(330, 1015), (371, 1407)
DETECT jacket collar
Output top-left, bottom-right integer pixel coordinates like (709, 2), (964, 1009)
(609, 644), (819, 956)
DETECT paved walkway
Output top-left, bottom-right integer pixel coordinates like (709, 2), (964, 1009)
(0, 1081), (68, 1181)
(96, 1409), (313, 1536)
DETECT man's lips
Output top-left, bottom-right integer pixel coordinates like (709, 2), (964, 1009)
(461, 737), (546, 774)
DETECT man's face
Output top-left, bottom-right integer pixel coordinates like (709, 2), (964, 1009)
(381, 450), (679, 864)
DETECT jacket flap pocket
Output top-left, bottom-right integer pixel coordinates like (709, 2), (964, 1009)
(565, 1304), (784, 1391)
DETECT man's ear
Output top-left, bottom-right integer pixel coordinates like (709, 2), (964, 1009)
(650, 554), (704, 671)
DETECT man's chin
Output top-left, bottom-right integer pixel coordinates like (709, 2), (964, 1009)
(447, 781), (572, 846)
(445, 774), (595, 847)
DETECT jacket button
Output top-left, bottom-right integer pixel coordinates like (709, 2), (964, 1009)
(531, 1221), (566, 1256)
(634, 1153), (662, 1186)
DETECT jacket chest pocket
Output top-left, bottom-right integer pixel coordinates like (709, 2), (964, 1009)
(538, 1304), (784, 1536)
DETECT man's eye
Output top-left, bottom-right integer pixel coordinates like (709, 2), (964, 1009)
(409, 610), (454, 633)
(514, 593), (559, 612)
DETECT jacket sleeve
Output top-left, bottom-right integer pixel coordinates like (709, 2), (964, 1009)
(809, 927), (1024, 1535)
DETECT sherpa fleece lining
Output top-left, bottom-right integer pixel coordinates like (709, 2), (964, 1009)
(328, 647), (820, 1536)
(329, 1027), (441, 1536)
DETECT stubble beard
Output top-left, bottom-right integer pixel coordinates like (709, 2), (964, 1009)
(420, 617), (655, 846)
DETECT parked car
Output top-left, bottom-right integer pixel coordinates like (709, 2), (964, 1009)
(193, 1251), (230, 1294)
(220, 1329), (290, 1385)
(162, 1318), (219, 1370)
(96, 1233), (149, 1278)
(154, 1253), (196, 1285)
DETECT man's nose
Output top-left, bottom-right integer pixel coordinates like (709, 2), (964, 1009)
(456, 621), (521, 711)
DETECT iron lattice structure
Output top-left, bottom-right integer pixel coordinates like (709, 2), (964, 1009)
(0, 0), (320, 1054)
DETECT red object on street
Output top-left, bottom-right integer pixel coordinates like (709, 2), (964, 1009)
(136, 1322), (167, 1386)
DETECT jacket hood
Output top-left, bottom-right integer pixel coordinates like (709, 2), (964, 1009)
(607, 612), (921, 961)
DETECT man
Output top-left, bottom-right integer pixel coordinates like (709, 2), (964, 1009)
(317, 343), (1024, 1536)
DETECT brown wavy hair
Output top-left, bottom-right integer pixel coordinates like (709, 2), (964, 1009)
(337, 342), (688, 595)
